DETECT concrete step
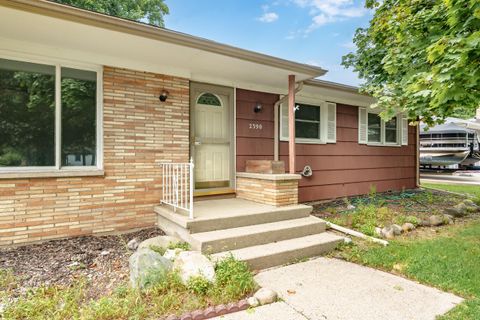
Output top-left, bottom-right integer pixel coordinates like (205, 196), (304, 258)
(212, 233), (344, 271)
(155, 202), (312, 233)
(190, 216), (326, 253)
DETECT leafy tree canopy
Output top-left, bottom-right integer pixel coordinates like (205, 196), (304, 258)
(342, 0), (480, 126)
(54, 0), (169, 27)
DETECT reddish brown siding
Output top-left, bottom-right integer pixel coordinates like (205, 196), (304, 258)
(236, 89), (417, 202)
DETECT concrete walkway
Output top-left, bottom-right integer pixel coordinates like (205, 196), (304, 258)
(213, 257), (463, 320)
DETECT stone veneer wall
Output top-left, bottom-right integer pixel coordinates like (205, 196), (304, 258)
(0, 66), (190, 247)
(236, 174), (300, 206)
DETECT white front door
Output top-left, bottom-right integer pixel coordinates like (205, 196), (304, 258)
(191, 83), (234, 193)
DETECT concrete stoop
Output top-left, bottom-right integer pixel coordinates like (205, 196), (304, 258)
(155, 198), (344, 270)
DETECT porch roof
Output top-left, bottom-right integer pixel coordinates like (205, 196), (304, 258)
(0, 0), (327, 93)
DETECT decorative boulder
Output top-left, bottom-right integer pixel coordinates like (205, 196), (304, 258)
(444, 202), (471, 217)
(173, 251), (215, 284)
(129, 248), (172, 289)
(253, 288), (278, 305)
(391, 224), (403, 235)
(381, 226), (395, 239)
(127, 238), (139, 251)
(428, 215), (445, 226)
(164, 248), (184, 261)
(247, 296), (260, 307)
(402, 223), (415, 232)
(137, 235), (181, 251)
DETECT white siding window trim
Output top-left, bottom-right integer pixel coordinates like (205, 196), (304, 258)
(358, 107), (408, 147)
(0, 53), (104, 176)
(280, 99), (336, 144)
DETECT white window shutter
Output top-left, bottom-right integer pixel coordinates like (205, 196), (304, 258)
(326, 102), (336, 143)
(280, 103), (289, 140)
(358, 107), (367, 144)
(402, 117), (409, 145)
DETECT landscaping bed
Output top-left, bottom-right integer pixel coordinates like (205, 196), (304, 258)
(311, 188), (478, 239)
(0, 227), (164, 299)
(0, 229), (261, 320)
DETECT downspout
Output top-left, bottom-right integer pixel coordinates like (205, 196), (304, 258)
(416, 120), (420, 188)
(273, 81), (304, 161)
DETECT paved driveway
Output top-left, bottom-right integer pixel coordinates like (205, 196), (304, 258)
(214, 257), (463, 320)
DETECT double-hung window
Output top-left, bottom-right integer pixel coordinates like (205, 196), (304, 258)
(280, 100), (336, 144)
(0, 57), (102, 176)
(358, 107), (407, 146)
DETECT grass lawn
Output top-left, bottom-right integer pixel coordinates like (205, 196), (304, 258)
(422, 182), (480, 198)
(336, 221), (480, 319)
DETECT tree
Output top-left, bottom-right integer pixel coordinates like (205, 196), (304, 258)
(54, 0), (169, 27)
(342, 0), (480, 126)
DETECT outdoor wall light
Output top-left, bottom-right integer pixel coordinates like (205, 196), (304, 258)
(159, 90), (169, 102)
(254, 102), (263, 113)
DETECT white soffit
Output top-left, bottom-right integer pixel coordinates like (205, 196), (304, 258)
(0, 4), (322, 93)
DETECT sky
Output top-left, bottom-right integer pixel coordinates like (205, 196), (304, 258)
(164, 0), (373, 86)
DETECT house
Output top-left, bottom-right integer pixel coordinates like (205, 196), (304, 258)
(0, 0), (418, 265)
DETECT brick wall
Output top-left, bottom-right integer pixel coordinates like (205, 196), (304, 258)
(0, 66), (190, 247)
(236, 173), (299, 206)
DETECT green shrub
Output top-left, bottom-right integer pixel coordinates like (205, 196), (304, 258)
(167, 241), (190, 251)
(186, 276), (210, 296)
(149, 245), (166, 255)
(214, 255), (256, 300)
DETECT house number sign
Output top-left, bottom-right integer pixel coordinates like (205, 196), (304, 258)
(249, 123), (263, 130)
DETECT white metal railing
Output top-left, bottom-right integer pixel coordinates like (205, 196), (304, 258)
(161, 158), (194, 219)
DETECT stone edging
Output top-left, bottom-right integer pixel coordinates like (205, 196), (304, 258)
(165, 299), (250, 320)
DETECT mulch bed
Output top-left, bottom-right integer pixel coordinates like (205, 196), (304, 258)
(310, 189), (461, 221)
(0, 228), (164, 298)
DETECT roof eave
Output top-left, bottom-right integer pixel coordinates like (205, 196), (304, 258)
(0, 0), (327, 77)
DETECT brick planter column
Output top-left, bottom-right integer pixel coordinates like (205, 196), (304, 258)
(236, 172), (301, 206)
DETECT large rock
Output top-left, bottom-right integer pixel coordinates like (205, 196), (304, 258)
(391, 224), (403, 236)
(173, 251), (215, 284)
(129, 248), (172, 289)
(402, 223), (415, 232)
(428, 215), (445, 226)
(444, 202), (470, 218)
(253, 288), (278, 305)
(137, 235), (181, 251)
(381, 226), (395, 239)
(163, 248), (184, 261)
(127, 238), (139, 251)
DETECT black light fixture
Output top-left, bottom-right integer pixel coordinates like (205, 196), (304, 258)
(159, 90), (169, 102)
(254, 102), (263, 113)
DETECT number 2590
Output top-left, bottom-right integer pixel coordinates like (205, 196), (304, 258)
(249, 123), (263, 130)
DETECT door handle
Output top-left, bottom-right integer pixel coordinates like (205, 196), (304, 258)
(195, 141), (201, 146)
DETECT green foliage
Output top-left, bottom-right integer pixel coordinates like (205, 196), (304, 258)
(2, 281), (87, 320)
(214, 254), (257, 300)
(343, 0), (480, 125)
(186, 276), (210, 296)
(348, 204), (396, 236)
(149, 244), (166, 255)
(167, 241), (191, 251)
(2, 256), (256, 319)
(54, 0), (169, 27)
(338, 221), (480, 319)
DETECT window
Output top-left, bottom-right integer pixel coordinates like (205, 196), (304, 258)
(197, 92), (221, 106)
(0, 57), (101, 172)
(295, 103), (321, 139)
(0, 59), (56, 166)
(368, 113), (382, 143)
(359, 107), (407, 146)
(280, 101), (336, 144)
(385, 116), (397, 143)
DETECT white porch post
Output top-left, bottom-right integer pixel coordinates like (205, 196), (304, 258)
(288, 75), (296, 174)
